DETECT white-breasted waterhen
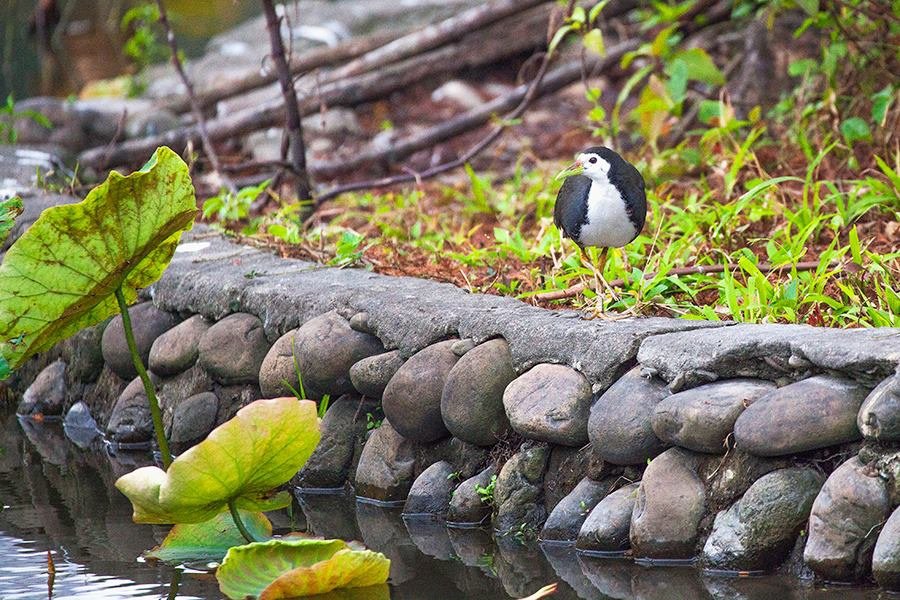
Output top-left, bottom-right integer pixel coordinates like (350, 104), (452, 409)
(553, 146), (647, 307)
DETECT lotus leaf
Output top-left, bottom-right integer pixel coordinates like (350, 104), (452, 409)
(116, 397), (320, 524)
(146, 510), (273, 563)
(0, 146), (196, 373)
(0, 196), (22, 245)
(216, 538), (390, 599)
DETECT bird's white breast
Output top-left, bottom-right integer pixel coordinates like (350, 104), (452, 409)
(578, 179), (637, 248)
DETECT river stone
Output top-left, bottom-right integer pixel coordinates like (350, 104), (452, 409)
(148, 314), (210, 377)
(403, 460), (456, 516)
(158, 364), (215, 430)
(382, 339), (458, 442)
(630, 447), (706, 559)
(213, 383), (262, 424)
(651, 378), (775, 454)
(576, 482), (640, 553)
(296, 394), (373, 489)
(858, 369), (900, 442)
(168, 392), (219, 447)
(59, 321), (107, 384)
(349, 350), (403, 399)
(354, 419), (416, 502)
(589, 367), (670, 465)
(197, 313), (269, 385)
(804, 456), (891, 581)
(493, 442), (550, 535)
(18, 359), (67, 417)
(503, 363), (592, 446)
(874, 506), (900, 590)
(106, 374), (160, 444)
(734, 375), (869, 457)
(441, 338), (516, 446)
(702, 467), (824, 571)
(101, 302), (178, 381)
(447, 465), (495, 526)
(540, 476), (617, 543)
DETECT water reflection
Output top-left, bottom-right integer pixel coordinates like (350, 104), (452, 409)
(0, 411), (887, 600)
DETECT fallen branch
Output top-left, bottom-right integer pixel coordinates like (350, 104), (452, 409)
(155, 0), (235, 193)
(261, 0), (312, 201)
(78, 4), (555, 169)
(534, 260), (841, 302)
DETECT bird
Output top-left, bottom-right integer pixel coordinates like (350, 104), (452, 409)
(553, 146), (647, 308)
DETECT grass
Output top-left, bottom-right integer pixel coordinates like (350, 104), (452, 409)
(202, 1), (899, 328)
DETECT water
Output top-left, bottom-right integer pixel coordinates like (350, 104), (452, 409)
(0, 410), (888, 600)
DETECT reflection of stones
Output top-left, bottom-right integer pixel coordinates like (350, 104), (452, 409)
(356, 501), (420, 585)
(296, 492), (359, 541)
(702, 574), (797, 600)
(577, 554), (634, 600)
(404, 516), (455, 560)
(541, 543), (599, 600)
(447, 527), (494, 568)
(631, 564), (709, 600)
(493, 537), (555, 599)
(18, 418), (69, 466)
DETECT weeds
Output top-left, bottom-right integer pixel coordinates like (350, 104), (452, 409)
(475, 474), (497, 506)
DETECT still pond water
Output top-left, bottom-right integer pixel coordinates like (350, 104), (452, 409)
(0, 410), (888, 600)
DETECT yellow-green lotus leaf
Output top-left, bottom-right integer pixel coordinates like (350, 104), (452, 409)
(145, 510), (273, 563)
(0, 146), (196, 372)
(0, 196), (22, 245)
(216, 538), (390, 599)
(115, 397), (320, 524)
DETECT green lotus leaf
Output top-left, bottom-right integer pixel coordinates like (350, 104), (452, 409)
(0, 146), (196, 373)
(0, 196), (22, 245)
(115, 397), (320, 524)
(145, 510), (273, 563)
(216, 538), (390, 599)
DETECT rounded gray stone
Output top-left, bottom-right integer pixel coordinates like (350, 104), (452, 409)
(503, 363), (592, 447)
(494, 442), (550, 535)
(448, 465), (495, 526)
(382, 340), (458, 442)
(441, 338), (515, 446)
(354, 420), (416, 502)
(804, 456), (891, 581)
(874, 506), (900, 590)
(106, 374), (160, 444)
(260, 311), (384, 400)
(858, 370), (900, 442)
(576, 482), (640, 553)
(198, 313), (270, 385)
(451, 338), (477, 356)
(630, 447), (706, 559)
(702, 467), (824, 571)
(18, 359), (67, 417)
(403, 460), (456, 516)
(540, 477), (616, 543)
(296, 394), (374, 489)
(148, 314), (211, 377)
(349, 350), (403, 399)
(734, 375), (869, 457)
(169, 392), (219, 446)
(589, 367), (670, 465)
(101, 302), (178, 380)
(651, 378), (775, 454)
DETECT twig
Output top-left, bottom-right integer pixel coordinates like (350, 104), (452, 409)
(534, 260), (841, 302)
(260, 0), (312, 202)
(155, 0), (236, 193)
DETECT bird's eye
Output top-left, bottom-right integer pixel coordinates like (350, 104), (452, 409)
(588, 157), (598, 164)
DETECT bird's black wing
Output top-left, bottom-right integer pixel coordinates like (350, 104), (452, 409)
(553, 175), (591, 245)
(613, 161), (647, 235)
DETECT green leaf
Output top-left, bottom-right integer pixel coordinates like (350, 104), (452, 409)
(146, 510), (273, 563)
(0, 147), (197, 372)
(666, 58), (689, 103)
(588, 0), (612, 24)
(115, 397), (320, 524)
(871, 85), (895, 127)
(795, 0), (819, 16)
(666, 48), (725, 86)
(582, 28), (605, 56)
(788, 58), (817, 77)
(0, 196), (22, 245)
(548, 24), (575, 57)
(217, 538), (390, 599)
(840, 117), (871, 145)
(0, 355), (8, 379)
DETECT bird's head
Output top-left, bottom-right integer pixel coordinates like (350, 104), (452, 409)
(555, 147), (615, 183)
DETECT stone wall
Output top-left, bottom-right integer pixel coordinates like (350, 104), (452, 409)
(7, 226), (900, 591)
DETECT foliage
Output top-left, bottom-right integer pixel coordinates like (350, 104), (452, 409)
(475, 474), (497, 506)
(203, 179), (272, 224)
(0, 147), (197, 375)
(115, 397), (320, 524)
(0, 94), (52, 143)
(146, 509), (273, 562)
(0, 196), (22, 246)
(216, 538), (390, 600)
(121, 3), (168, 70)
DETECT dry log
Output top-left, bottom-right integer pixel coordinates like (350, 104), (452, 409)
(78, 4), (555, 169)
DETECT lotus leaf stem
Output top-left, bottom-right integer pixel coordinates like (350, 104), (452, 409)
(228, 499), (257, 544)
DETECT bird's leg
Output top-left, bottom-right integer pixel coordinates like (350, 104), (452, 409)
(578, 247), (619, 314)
